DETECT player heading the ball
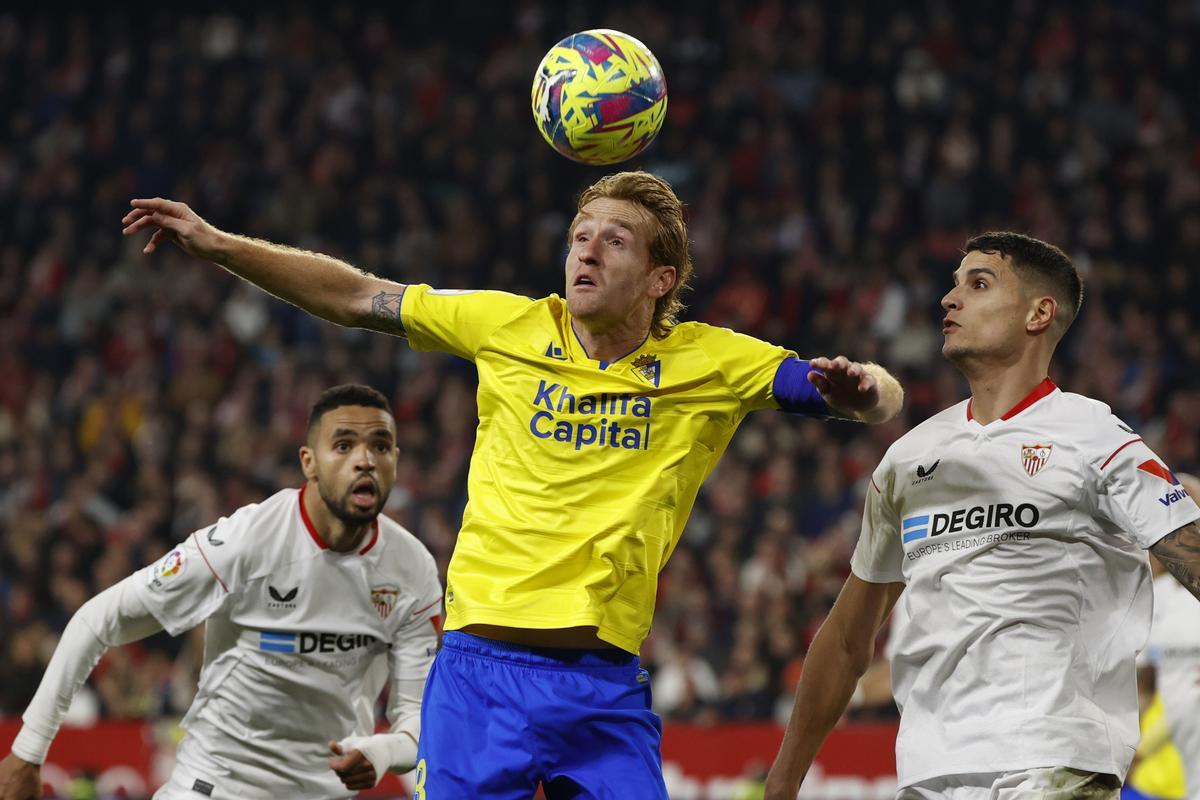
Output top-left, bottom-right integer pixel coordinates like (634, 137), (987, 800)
(120, 170), (904, 797)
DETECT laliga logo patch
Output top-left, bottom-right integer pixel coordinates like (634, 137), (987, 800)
(371, 586), (400, 620)
(1138, 460), (1190, 507)
(1020, 443), (1053, 477)
(159, 549), (186, 579)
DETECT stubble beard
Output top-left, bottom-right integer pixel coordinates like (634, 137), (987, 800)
(317, 481), (382, 526)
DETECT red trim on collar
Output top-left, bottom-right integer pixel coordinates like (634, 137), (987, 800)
(967, 378), (1057, 422)
(298, 484), (380, 555)
(358, 519), (380, 555)
(298, 484), (329, 550)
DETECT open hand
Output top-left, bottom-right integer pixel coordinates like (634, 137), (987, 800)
(121, 198), (223, 260)
(328, 740), (378, 791)
(0, 753), (42, 800)
(807, 356), (880, 417)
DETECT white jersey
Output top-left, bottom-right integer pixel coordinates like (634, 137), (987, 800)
(1146, 572), (1200, 798)
(131, 487), (442, 800)
(851, 379), (1200, 787)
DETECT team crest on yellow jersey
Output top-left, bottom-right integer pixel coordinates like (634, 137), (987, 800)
(632, 353), (661, 387)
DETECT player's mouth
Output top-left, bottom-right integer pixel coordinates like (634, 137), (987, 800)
(573, 274), (597, 288)
(350, 478), (378, 509)
(942, 318), (959, 333)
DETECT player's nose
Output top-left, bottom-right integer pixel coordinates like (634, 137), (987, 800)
(577, 237), (601, 265)
(940, 289), (960, 311)
(353, 445), (376, 470)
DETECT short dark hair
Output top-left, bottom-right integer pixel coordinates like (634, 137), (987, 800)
(964, 231), (1083, 331)
(307, 384), (391, 434)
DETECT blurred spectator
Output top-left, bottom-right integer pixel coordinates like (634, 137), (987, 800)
(2, 0), (1199, 726)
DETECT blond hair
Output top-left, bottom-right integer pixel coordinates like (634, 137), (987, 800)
(575, 171), (694, 338)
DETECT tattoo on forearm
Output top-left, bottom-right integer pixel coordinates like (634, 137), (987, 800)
(1151, 521), (1200, 600)
(370, 291), (405, 334)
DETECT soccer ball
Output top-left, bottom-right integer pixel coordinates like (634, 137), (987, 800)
(531, 29), (668, 165)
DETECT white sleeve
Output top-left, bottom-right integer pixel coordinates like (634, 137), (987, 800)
(337, 550), (442, 780)
(131, 511), (253, 635)
(1091, 422), (1200, 549)
(11, 576), (162, 764)
(850, 462), (906, 584)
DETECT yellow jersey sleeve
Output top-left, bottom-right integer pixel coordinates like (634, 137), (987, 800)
(694, 325), (796, 412)
(400, 284), (535, 360)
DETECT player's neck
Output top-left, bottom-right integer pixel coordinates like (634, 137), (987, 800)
(302, 486), (372, 552)
(571, 317), (650, 363)
(964, 359), (1052, 425)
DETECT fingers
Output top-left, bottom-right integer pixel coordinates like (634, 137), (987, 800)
(327, 747), (377, 790)
(121, 207), (150, 226)
(121, 212), (157, 236)
(129, 197), (190, 216)
(144, 229), (167, 254)
(810, 355), (853, 375)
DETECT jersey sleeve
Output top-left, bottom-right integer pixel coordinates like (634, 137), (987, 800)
(388, 547), (443, 683)
(1090, 416), (1200, 549)
(698, 325), (798, 412)
(399, 284), (535, 360)
(850, 460), (906, 584)
(130, 509), (254, 636)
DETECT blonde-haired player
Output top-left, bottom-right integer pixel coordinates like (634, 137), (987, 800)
(116, 171), (904, 797)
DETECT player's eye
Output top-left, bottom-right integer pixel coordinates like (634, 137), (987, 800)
(610, 238), (623, 247)
(334, 441), (351, 452)
(974, 279), (987, 289)
(374, 442), (392, 453)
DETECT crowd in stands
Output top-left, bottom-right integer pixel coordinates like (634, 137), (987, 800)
(2, 0), (1199, 729)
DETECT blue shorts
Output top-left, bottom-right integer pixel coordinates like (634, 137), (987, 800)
(413, 631), (668, 799)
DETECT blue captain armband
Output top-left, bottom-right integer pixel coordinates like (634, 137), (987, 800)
(772, 358), (831, 417)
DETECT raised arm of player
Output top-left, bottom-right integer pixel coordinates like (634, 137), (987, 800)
(763, 575), (904, 800)
(121, 199), (408, 336)
(0, 578), (163, 800)
(808, 356), (905, 424)
(1150, 520), (1200, 601)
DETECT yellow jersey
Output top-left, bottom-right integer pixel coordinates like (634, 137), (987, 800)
(400, 284), (800, 653)
(1129, 694), (1187, 800)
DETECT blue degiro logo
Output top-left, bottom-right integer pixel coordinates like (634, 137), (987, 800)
(260, 631), (296, 653)
(902, 515), (930, 543)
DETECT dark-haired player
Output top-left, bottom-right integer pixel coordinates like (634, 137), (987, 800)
(0, 385), (442, 800)
(767, 233), (1200, 800)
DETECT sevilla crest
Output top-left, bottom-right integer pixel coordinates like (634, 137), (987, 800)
(370, 586), (400, 620)
(1021, 444), (1053, 477)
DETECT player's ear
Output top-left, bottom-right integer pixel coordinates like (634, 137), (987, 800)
(1027, 295), (1057, 336)
(299, 445), (317, 480)
(650, 264), (676, 299)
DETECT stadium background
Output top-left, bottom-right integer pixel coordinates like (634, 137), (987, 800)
(1, 1), (1198, 798)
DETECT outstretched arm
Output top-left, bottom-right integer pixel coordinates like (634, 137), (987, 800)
(121, 199), (408, 335)
(1150, 520), (1200, 601)
(0, 578), (163, 799)
(764, 575), (904, 800)
(808, 356), (904, 424)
